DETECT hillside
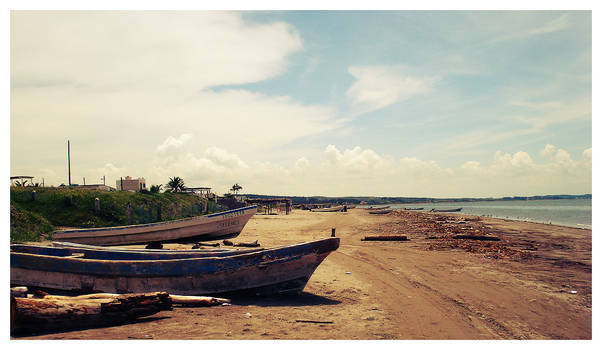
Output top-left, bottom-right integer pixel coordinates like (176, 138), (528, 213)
(10, 187), (224, 242)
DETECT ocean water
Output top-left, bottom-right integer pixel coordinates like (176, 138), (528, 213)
(390, 199), (592, 229)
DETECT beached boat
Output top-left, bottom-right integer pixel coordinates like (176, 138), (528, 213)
(51, 206), (258, 246)
(310, 205), (344, 212)
(430, 208), (462, 212)
(369, 209), (393, 214)
(11, 237), (340, 296)
(363, 205), (390, 210)
(404, 207), (424, 211)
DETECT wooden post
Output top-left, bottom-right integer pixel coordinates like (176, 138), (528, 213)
(31, 191), (37, 201)
(127, 203), (133, 225)
(157, 202), (162, 221)
(94, 198), (100, 214)
(331, 228), (336, 237)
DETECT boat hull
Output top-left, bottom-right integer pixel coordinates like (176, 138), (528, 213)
(11, 238), (340, 296)
(51, 206), (258, 246)
(310, 205), (344, 212)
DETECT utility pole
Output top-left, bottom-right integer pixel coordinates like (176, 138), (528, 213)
(67, 140), (71, 186)
(101, 175), (106, 185)
(83, 177), (86, 185)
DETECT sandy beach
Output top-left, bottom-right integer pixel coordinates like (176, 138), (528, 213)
(15, 208), (591, 340)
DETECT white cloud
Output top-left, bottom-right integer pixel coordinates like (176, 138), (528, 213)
(11, 12), (302, 90)
(156, 134), (193, 156)
(542, 144), (557, 155)
(346, 65), (439, 115)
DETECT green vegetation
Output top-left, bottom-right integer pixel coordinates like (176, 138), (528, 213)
(10, 187), (225, 242)
(231, 183), (243, 194)
(165, 176), (186, 193)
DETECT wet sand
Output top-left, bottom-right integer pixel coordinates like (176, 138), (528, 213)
(15, 208), (591, 340)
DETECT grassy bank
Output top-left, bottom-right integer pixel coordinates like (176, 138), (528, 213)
(10, 187), (225, 242)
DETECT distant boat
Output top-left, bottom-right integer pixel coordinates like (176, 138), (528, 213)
(369, 209), (393, 214)
(363, 205), (390, 210)
(311, 205), (345, 212)
(52, 206), (258, 246)
(404, 207), (424, 211)
(11, 237), (340, 296)
(430, 208), (462, 212)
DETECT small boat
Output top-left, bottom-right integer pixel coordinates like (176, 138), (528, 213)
(52, 206), (258, 246)
(403, 207), (424, 211)
(11, 237), (340, 296)
(363, 205), (390, 210)
(369, 209), (393, 214)
(310, 205), (344, 212)
(429, 208), (462, 212)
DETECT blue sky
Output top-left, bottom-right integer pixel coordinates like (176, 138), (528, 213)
(9, 10), (592, 197)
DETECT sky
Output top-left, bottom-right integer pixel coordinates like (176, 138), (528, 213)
(9, 10), (593, 197)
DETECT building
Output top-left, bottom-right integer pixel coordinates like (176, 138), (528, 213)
(116, 176), (146, 192)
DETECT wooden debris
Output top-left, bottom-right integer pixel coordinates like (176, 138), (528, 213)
(452, 234), (500, 241)
(170, 295), (231, 307)
(362, 235), (408, 241)
(11, 292), (172, 334)
(223, 239), (260, 247)
(11, 286), (28, 298)
(295, 319), (334, 324)
(192, 242), (220, 248)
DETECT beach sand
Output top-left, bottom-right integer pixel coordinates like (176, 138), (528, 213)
(15, 208), (591, 340)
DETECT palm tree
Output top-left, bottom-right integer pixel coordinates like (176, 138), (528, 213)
(231, 183), (242, 195)
(150, 184), (163, 193)
(165, 177), (185, 193)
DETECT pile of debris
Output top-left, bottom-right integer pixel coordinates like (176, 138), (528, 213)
(381, 211), (536, 261)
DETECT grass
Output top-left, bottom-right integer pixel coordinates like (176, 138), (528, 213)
(10, 186), (225, 242)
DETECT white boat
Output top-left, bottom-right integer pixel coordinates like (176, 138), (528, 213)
(52, 206), (257, 246)
(310, 205), (345, 212)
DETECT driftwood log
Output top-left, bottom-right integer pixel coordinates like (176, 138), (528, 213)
(362, 235), (408, 241)
(11, 292), (172, 334)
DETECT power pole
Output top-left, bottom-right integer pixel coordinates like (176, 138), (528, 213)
(101, 175), (106, 185)
(67, 140), (71, 186)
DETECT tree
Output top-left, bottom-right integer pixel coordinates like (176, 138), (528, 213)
(150, 184), (163, 193)
(230, 183), (242, 195)
(165, 177), (185, 193)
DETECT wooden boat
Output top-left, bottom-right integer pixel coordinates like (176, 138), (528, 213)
(363, 205), (390, 210)
(430, 208), (462, 212)
(369, 209), (393, 214)
(52, 206), (258, 246)
(310, 205), (344, 212)
(11, 237), (340, 296)
(404, 207), (424, 210)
